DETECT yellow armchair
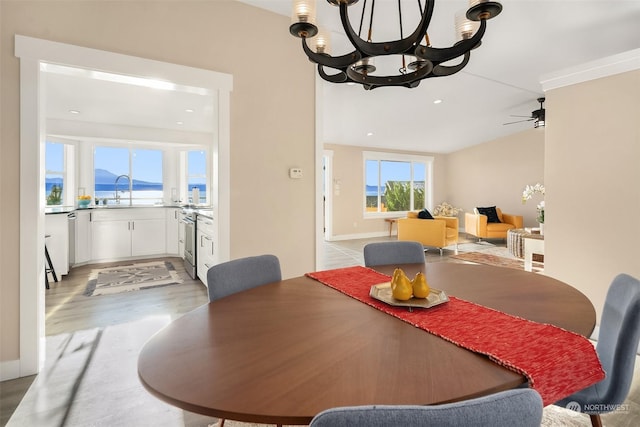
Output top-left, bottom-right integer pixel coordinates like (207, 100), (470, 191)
(397, 212), (459, 255)
(464, 207), (523, 240)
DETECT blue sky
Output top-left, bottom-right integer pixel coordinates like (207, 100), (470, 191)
(366, 160), (426, 186)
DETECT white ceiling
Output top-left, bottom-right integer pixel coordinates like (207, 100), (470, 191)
(44, 0), (640, 153)
(241, 0), (640, 153)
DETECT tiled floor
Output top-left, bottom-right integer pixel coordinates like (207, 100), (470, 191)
(2, 236), (639, 427)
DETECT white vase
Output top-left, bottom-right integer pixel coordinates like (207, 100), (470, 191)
(539, 223), (544, 235)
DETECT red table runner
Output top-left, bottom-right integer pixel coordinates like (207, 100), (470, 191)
(306, 266), (604, 406)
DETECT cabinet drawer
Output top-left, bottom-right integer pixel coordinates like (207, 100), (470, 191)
(196, 216), (215, 235)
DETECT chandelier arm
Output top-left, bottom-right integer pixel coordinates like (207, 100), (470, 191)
(338, 0), (435, 57)
(301, 38), (362, 69)
(432, 51), (470, 77)
(317, 65), (349, 84)
(414, 19), (486, 64)
(346, 59), (434, 89)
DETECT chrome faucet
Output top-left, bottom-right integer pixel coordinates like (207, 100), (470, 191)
(114, 174), (131, 205)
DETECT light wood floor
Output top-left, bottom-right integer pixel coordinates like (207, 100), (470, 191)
(2, 237), (639, 426)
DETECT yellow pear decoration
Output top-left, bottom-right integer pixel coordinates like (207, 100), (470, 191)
(391, 268), (413, 301)
(411, 272), (430, 299)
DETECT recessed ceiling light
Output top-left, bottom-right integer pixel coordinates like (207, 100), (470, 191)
(185, 109), (194, 113)
(433, 99), (443, 104)
(367, 132), (374, 136)
(176, 121), (184, 125)
(69, 109), (80, 114)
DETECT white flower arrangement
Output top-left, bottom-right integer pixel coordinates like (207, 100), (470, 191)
(521, 183), (545, 203)
(522, 183), (545, 224)
(433, 202), (463, 217)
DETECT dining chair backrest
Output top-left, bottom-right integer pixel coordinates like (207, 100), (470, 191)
(207, 254), (282, 302)
(363, 241), (425, 267)
(591, 273), (640, 405)
(309, 388), (543, 427)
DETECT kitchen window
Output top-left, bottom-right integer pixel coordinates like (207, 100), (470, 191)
(187, 150), (207, 204)
(45, 141), (75, 206)
(364, 151), (433, 216)
(94, 146), (163, 205)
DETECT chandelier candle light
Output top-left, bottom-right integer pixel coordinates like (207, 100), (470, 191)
(289, 0), (503, 90)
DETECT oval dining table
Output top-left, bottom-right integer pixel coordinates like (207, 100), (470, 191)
(138, 262), (596, 425)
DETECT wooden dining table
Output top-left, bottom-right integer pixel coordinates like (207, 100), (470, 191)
(137, 262), (596, 425)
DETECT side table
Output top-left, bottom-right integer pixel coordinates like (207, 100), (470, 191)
(524, 238), (545, 272)
(507, 228), (544, 263)
(384, 218), (399, 237)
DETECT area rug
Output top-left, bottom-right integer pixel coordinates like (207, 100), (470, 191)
(451, 248), (543, 273)
(84, 260), (183, 296)
(452, 251), (526, 270)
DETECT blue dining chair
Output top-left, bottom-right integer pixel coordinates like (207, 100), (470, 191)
(206, 254), (282, 302)
(309, 388), (543, 427)
(555, 273), (640, 427)
(363, 241), (425, 267)
(207, 254), (282, 427)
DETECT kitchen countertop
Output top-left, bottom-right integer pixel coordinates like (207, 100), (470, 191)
(45, 204), (184, 215)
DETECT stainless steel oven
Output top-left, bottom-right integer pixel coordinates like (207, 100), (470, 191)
(182, 211), (197, 279)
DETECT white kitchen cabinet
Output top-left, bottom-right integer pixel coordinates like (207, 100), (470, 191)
(178, 210), (186, 259)
(74, 210), (92, 264)
(196, 215), (215, 287)
(131, 218), (166, 257)
(165, 208), (181, 256)
(91, 220), (131, 261)
(90, 208), (166, 261)
(44, 213), (70, 277)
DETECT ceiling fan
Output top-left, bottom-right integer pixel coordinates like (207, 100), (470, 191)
(504, 97), (546, 128)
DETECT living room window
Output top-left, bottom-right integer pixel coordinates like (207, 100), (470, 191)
(364, 151), (433, 217)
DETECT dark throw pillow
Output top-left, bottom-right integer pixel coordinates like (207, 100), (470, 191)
(417, 209), (434, 220)
(476, 206), (501, 223)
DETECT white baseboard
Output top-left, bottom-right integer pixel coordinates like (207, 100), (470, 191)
(327, 231), (391, 242)
(0, 359), (21, 381)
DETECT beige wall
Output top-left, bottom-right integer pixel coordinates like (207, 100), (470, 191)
(325, 144), (448, 238)
(1, 2), (315, 365)
(545, 70), (640, 321)
(442, 129), (545, 227)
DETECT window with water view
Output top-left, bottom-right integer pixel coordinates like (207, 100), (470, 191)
(187, 150), (207, 204)
(94, 146), (163, 205)
(364, 152), (432, 215)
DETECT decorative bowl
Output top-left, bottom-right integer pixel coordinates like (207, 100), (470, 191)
(78, 199), (91, 208)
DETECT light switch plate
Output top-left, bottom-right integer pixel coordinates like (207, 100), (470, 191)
(289, 168), (303, 179)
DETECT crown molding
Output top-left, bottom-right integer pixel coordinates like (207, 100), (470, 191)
(540, 49), (640, 92)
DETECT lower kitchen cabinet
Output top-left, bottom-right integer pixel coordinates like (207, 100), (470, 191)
(90, 208), (166, 261)
(196, 215), (215, 286)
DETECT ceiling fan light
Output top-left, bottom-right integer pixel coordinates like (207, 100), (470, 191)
(290, 0), (318, 38)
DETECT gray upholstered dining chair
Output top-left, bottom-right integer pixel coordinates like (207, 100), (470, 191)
(555, 273), (640, 427)
(309, 388), (543, 427)
(207, 254), (283, 427)
(363, 241), (425, 267)
(206, 254), (282, 302)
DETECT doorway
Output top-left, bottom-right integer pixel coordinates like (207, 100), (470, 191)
(15, 35), (232, 376)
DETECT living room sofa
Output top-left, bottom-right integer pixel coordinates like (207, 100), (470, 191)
(464, 207), (523, 240)
(397, 211), (459, 255)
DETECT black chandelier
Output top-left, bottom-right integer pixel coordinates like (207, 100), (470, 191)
(289, 0), (502, 90)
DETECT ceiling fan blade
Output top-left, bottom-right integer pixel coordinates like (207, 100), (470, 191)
(503, 118), (534, 125)
(509, 114), (533, 118)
